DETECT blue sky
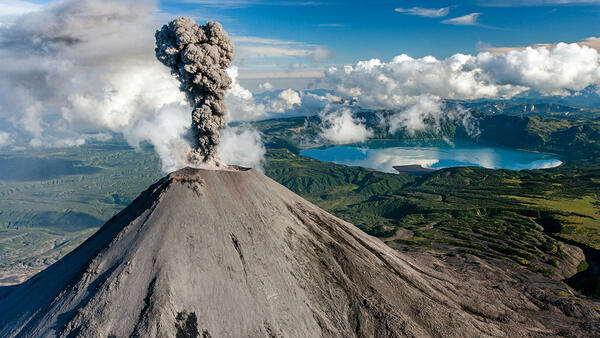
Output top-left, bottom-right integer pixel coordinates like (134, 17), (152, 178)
(151, 0), (600, 86)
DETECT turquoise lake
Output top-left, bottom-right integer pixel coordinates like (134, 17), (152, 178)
(299, 140), (563, 173)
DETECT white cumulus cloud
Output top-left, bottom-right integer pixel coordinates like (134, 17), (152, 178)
(476, 42), (600, 95)
(225, 66), (269, 121)
(324, 43), (600, 106)
(0, 131), (13, 148)
(275, 89), (302, 110)
(258, 82), (273, 91)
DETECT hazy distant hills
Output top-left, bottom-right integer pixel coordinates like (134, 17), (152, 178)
(507, 86), (600, 108)
(456, 101), (600, 119)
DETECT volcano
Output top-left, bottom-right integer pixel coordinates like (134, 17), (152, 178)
(0, 167), (598, 337)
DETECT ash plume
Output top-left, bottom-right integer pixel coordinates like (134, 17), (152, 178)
(155, 17), (234, 166)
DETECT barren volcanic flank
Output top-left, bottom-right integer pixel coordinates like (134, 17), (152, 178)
(0, 167), (598, 337)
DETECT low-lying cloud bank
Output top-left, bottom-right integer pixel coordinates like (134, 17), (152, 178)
(319, 107), (373, 144)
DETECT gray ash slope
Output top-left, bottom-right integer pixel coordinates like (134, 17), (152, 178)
(0, 167), (598, 337)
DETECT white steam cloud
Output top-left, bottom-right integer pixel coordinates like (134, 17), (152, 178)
(218, 125), (266, 171)
(319, 107), (373, 144)
(0, 0), (192, 171)
(0, 0), (268, 172)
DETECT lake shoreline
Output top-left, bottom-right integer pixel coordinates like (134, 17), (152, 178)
(300, 139), (563, 173)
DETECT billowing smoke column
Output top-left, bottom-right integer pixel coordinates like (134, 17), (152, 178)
(155, 17), (234, 165)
